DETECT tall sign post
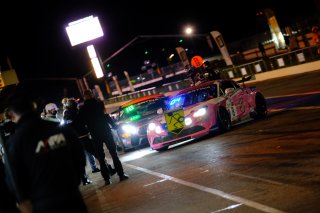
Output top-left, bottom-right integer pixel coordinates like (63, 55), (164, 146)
(124, 71), (135, 92)
(264, 8), (286, 50)
(65, 15), (111, 98)
(210, 31), (233, 66)
(176, 47), (190, 67)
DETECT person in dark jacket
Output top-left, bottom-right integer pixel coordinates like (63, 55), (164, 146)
(76, 89), (128, 186)
(0, 108), (19, 213)
(202, 61), (221, 80)
(63, 98), (94, 185)
(0, 153), (20, 213)
(5, 89), (88, 213)
(63, 98), (116, 185)
(1, 108), (16, 142)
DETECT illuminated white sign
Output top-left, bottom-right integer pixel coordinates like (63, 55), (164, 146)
(66, 16), (104, 46)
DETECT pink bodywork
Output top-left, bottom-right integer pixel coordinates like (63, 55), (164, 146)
(147, 80), (259, 151)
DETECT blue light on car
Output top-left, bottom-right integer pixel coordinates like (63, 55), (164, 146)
(169, 97), (181, 106)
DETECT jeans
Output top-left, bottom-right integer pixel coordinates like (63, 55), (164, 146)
(85, 150), (97, 171)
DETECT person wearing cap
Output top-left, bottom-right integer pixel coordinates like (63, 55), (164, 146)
(42, 103), (60, 123)
(76, 89), (128, 186)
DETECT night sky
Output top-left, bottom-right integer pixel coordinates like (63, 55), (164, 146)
(0, 0), (318, 102)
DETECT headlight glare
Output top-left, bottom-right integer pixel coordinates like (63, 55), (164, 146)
(155, 126), (162, 134)
(122, 124), (138, 134)
(185, 117), (192, 126)
(148, 123), (156, 131)
(193, 107), (207, 117)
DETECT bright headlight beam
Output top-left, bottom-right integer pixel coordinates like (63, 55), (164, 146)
(193, 108), (207, 117)
(122, 124), (138, 134)
(148, 123), (156, 131)
(185, 117), (192, 126)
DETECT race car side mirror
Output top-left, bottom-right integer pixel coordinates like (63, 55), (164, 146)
(225, 88), (235, 96)
(157, 108), (164, 114)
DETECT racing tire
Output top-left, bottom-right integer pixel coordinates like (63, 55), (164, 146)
(217, 107), (231, 132)
(253, 93), (267, 119)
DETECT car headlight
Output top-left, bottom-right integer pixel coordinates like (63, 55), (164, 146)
(184, 117), (192, 126)
(60, 120), (65, 125)
(148, 122), (163, 134)
(193, 107), (207, 117)
(148, 122), (156, 131)
(121, 124), (138, 134)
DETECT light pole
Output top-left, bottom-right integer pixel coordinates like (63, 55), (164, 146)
(65, 15), (110, 98)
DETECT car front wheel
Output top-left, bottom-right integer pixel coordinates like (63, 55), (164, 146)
(253, 93), (267, 119)
(217, 107), (231, 132)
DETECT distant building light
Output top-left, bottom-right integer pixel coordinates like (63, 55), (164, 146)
(185, 27), (193, 35)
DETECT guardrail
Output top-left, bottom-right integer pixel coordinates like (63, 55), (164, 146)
(220, 45), (320, 79)
(104, 44), (320, 105)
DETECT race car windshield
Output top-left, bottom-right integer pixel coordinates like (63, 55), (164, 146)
(166, 84), (218, 110)
(119, 98), (164, 121)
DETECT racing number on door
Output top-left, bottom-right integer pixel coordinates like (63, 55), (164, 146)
(165, 109), (185, 134)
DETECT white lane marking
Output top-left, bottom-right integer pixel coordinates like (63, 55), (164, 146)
(229, 172), (285, 186)
(143, 179), (167, 187)
(266, 91), (320, 99)
(286, 106), (320, 110)
(124, 163), (287, 213)
(211, 203), (243, 213)
(268, 106), (320, 112)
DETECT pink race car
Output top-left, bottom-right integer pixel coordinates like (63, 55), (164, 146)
(147, 78), (267, 151)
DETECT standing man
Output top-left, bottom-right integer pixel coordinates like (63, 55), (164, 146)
(5, 89), (88, 213)
(77, 89), (128, 185)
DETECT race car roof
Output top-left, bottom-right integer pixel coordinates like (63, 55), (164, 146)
(120, 94), (165, 108)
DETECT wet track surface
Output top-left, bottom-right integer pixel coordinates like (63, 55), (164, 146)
(81, 70), (320, 213)
(267, 92), (320, 111)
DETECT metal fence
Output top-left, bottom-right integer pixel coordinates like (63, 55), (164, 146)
(220, 45), (320, 79)
(104, 44), (320, 105)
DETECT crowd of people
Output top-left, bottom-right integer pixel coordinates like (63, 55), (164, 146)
(0, 87), (128, 213)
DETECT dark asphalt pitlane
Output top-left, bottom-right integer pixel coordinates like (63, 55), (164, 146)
(81, 70), (320, 213)
(267, 92), (320, 110)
